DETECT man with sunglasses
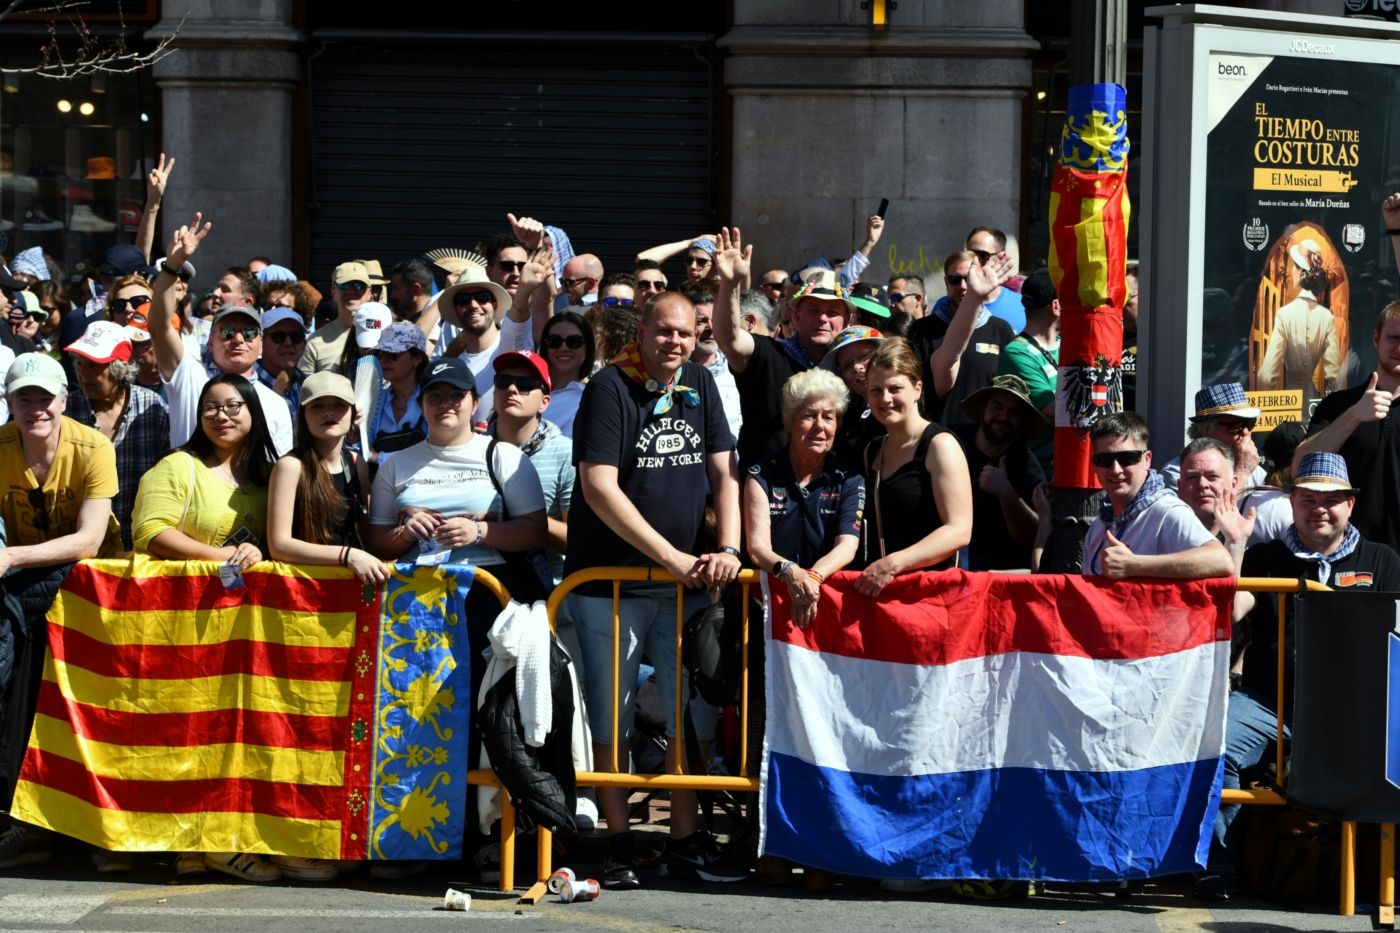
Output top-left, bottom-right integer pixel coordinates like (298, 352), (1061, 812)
(559, 255), (604, 307)
(299, 260), (372, 376)
(964, 226), (1026, 333)
(632, 261), (668, 302)
(635, 235), (720, 286)
(0, 352), (119, 868)
(1081, 411), (1233, 579)
(434, 264), (533, 428)
(259, 308), (309, 414)
(150, 216), (293, 454)
(1202, 453), (1400, 899)
(887, 275), (927, 323)
(1161, 384), (1267, 493)
(481, 233), (529, 297)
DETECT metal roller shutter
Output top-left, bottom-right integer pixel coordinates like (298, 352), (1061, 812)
(307, 34), (719, 283)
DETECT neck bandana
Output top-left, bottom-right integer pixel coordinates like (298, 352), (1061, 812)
(776, 335), (816, 369)
(1284, 522), (1360, 584)
(613, 343), (699, 415)
(488, 416), (560, 457)
(1098, 468), (1166, 538)
(935, 297), (993, 330)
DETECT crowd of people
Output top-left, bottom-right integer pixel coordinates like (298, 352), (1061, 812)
(0, 153), (1397, 903)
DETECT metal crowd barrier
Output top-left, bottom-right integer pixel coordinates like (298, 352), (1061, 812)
(485, 570), (1383, 916)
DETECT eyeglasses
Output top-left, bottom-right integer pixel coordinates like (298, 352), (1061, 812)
(636, 278), (666, 290)
(27, 488), (48, 533)
(336, 281), (368, 294)
(543, 333), (586, 350)
(1091, 449), (1148, 469)
(685, 256), (713, 267)
(201, 399), (247, 419)
(265, 329), (305, 345)
(495, 261), (526, 273)
(944, 274), (967, 287)
(218, 323), (261, 342)
(453, 289), (495, 307)
(559, 277), (589, 289)
(375, 349), (405, 363)
(424, 389), (468, 408)
(110, 295), (151, 315)
(601, 297), (635, 310)
(493, 373), (547, 394)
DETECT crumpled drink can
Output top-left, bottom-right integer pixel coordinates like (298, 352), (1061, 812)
(559, 877), (600, 903)
(546, 867), (575, 894)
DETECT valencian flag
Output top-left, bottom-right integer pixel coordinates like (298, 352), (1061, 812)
(760, 571), (1232, 880)
(1048, 82), (1132, 488)
(11, 556), (476, 861)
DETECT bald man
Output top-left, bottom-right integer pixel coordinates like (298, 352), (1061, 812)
(561, 254), (604, 306)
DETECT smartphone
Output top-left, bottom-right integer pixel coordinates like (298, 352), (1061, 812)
(876, 198), (889, 219)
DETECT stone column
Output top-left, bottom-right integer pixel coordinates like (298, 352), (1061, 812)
(146, 1), (302, 278)
(720, 0), (1036, 286)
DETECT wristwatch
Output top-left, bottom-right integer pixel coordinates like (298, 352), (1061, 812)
(720, 546), (741, 559)
(773, 559), (792, 579)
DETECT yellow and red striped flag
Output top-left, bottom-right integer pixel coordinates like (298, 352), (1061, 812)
(11, 556), (477, 861)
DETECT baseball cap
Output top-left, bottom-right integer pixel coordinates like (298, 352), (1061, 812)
(333, 261), (372, 287)
(300, 371), (355, 407)
(101, 244), (154, 278)
(124, 324), (151, 344)
(65, 320), (133, 364)
(494, 350), (551, 392)
(352, 302), (393, 348)
(261, 307), (305, 333)
(421, 356), (477, 394)
(211, 304), (263, 328)
(6, 352), (67, 396)
(1020, 268), (1056, 313)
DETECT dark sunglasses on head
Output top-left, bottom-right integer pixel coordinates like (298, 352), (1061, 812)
(944, 274), (967, 287)
(601, 296), (635, 310)
(493, 373), (547, 394)
(218, 323), (261, 341)
(543, 333), (586, 350)
(110, 295), (152, 315)
(495, 261), (526, 273)
(266, 329), (305, 345)
(453, 289), (495, 307)
(336, 281), (368, 293)
(1091, 449), (1148, 469)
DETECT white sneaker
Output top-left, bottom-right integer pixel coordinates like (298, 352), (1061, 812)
(575, 795), (599, 831)
(269, 855), (338, 881)
(69, 205), (115, 233)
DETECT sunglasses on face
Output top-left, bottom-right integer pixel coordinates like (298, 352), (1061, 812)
(637, 278), (666, 290)
(265, 329), (305, 345)
(23, 310), (47, 323)
(110, 295), (152, 315)
(493, 373), (547, 394)
(336, 281), (368, 294)
(887, 293), (906, 306)
(1091, 449), (1147, 469)
(201, 399), (247, 419)
(944, 274), (967, 287)
(375, 349), (405, 363)
(543, 333), (586, 350)
(1213, 418), (1256, 436)
(970, 249), (992, 264)
(601, 296), (635, 310)
(218, 323), (261, 342)
(452, 289), (495, 307)
(424, 389), (468, 408)
(495, 261), (526, 273)
(558, 277), (588, 289)
(685, 256), (713, 267)
(759, 281), (784, 290)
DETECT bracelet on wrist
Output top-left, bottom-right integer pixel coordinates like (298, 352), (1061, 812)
(473, 520), (487, 545)
(807, 569), (824, 583)
(719, 545), (740, 559)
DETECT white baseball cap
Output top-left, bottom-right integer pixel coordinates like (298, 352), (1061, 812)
(6, 352), (67, 396)
(65, 320), (133, 365)
(352, 302), (393, 349)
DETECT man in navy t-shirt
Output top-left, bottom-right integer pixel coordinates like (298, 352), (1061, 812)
(565, 291), (746, 889)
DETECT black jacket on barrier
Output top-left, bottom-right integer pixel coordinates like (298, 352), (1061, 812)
(477, 637), (578, 837)
(0, 562), (75, 809)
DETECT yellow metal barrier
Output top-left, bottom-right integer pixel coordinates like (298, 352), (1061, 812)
(494, 571), (1381, 914)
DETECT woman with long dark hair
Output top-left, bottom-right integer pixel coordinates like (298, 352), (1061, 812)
(266, 371), (387, 584)
(537, 309), (594, 437)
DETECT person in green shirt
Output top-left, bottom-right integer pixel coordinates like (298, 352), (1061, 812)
(997, 268), (1058, 473)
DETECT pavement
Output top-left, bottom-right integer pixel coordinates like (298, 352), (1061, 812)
(0, 829), (1383, 933)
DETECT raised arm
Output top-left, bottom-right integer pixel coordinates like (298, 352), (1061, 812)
(1384, 194), (1400, 287)
(711, 227), (756, 373)
(929, 252), (1015, 398)
(636, 234), (714, 266)
(135, 153), (174, 264)
(1293, 371), (1390, 472)
(150, 212), (212, 380)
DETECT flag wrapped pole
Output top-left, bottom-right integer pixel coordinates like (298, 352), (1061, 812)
(1049, 82), (1132, 488)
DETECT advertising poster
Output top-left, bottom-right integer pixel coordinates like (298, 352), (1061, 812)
(1201, 51), (1397, 433)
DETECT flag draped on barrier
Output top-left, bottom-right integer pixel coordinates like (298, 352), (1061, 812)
(760, 570), (1233, 881)
(11, 556), (475, 861)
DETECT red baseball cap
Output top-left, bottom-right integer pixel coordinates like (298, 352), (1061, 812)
(493, 350), (551, 392)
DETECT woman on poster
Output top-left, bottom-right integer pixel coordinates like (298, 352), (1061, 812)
(1258, 238), (1342, 396)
